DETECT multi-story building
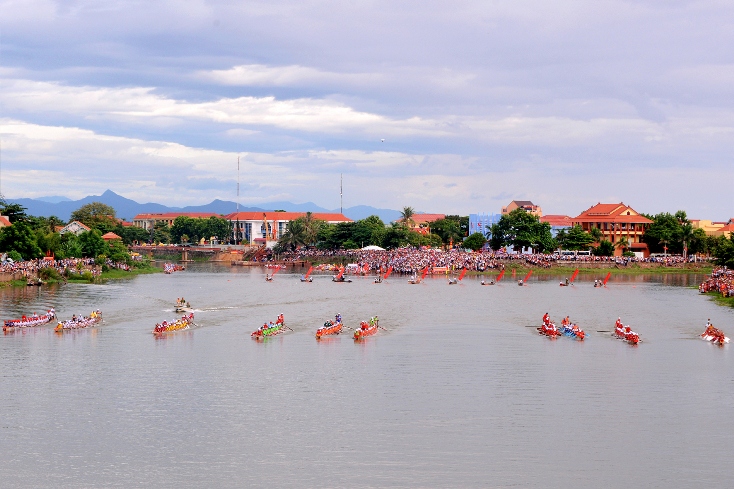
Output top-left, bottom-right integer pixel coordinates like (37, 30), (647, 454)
(572, 203), (653, 256)
(225, 211), (352, 246)
(502, 200), (542, 217)
(469, 213), (501, 236)
(132, 212), (222, 230)
(540, 215), (572, 238)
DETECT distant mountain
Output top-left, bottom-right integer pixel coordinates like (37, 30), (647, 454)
(9, 190), (403, 223)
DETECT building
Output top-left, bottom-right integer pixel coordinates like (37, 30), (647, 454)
(0, 215), (11, 228)
(101, 232), (122, 242)
(132, 212), (222, 230)
(469, 213), (501, 236)
(572, 203), (653, 256)
(690, 219), (730, 236)
(59, 221), (91, 236)
(540, 215), (572, 238)
(502, 200), (542, 217)
(225, 211), (352, 246)
(397, 214), (445, 235)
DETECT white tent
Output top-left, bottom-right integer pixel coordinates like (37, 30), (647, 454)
(361, 245), (385, 251)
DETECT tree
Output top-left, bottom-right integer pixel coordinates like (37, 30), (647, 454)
(589, 227), (603, 242)
(382, 223), (413, 249)
(70, 202), (117, 230)
(445, 215), (469, 237)
(430, 218), (463, 246)
(464, 232), (486, 251)
(562, 225), (595, 251)
(679, 223), (693, 258)
(400, 206), (415, 227)
(615, 236), (629, 254)
(351, 215), (386, 247)
(278, 218), (306, 251)
(642, 211), (689, 254)
(487, 209), (553, 252)
(0, 203), (29, 223)
(153, 222), (171, 244)
(713, 234), (734, 268)
(0, 221), (43, 259)
(593, 240), (615, 256)
(203, 216), (231, 243)
(78, 229), (107, 258)
(107, 240), (131, 264)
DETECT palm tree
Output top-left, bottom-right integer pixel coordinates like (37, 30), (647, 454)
(278, 219), (306, 250)
(301, 212), (323, 246)
(615, 236), (629, 254)
(679, 223), (693, 259)
(400, 206), (415, 228)
(589, 226), (603, 242)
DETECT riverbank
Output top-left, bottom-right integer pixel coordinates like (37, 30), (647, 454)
(477, 263), (713, 275)
(0, 266), (162, 287)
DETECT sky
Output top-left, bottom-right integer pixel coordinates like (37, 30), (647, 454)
(0, 0), (732, 219)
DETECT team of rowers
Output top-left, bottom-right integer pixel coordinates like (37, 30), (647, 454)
(539, 313), (584, 339)
(701, 320), (729, 345)
(164, 263), (185, 274)
(3, 309), (56, 330)
(55, 311), (103, 330)
(614, 318), (640, 344)
(153, 312), (195, 334)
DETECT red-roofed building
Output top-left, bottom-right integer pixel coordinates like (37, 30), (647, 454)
(59, 221), (91, 236)
(397, 213), (445, 235)
(101, 232), (122, 241)
(225, 211), (352, 246)
(132, 212), (222, 230)
(720, 223), (734, 239)
(0, 215), (11, 228)
(540, 215), (572, 238)
(572, 203), (653, 256)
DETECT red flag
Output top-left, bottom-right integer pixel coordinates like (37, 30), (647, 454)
(523, 270), (533, 283)
(304, 266), (313, 279)
(272, 266), (281, 275)
(421, 267), (429, 280)
(363, 263), (369, 273)
(570, 269), (579, 283)
(384, 266), (393, 279)
(512, 269), (516, 277)
(603, 271), (611, 286)
(497, 269), (505, 282)
(336, 266), (345, 280)
(458, 268), (467, 281)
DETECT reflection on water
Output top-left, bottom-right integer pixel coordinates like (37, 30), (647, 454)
(1, 264), (732, 488)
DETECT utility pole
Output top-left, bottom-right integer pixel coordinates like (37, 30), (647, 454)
(236, 155), (240, 245)
(340, 173), (343, 215)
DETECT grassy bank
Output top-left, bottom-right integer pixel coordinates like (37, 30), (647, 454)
(704, 292), (734, 309)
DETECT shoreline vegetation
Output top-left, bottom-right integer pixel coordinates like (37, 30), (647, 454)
(1, 264), (162, 288)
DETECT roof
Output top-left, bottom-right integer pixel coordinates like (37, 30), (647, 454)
(224, 211), (352, 222)
(399, 213), (446, 224)
(101, 232), (122, 240)
(540, 215), (572, 227)
(511, 200), (536, 207)
(63, 221), (91, 231)
(0, 216), (11, 227)
(573, 203), (652, 224)
(133, 212), (221, 220)
(720, 223), (734, 232)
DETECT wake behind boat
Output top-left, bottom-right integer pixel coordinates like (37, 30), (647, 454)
(153, 313), (194, 335)
(3, 309), (56, 331)
(55, 311), (102, 331)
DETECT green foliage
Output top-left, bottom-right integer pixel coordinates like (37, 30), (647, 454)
(59, 234), (83, 258)
(400, 206), (415, 226)
(593, 240), (615, 256)
(382, 223), (413, 249)
(0, 202), (29, 223)
(70, 202), (117, 230)
(463, 232), (486, 251)
(445, 215), (469, 237)
(642, 211), (690, 254)
(78, 230), (107, 258)
(342, 240), (359, 249)
(0, 221), (43, 259)
(38, 267), (62, 281)
(488, 209), (554, 252)
(430, 218), (462, 245)
(713, 234), (734, 268)
(115, 224), (150, 245)
(153, 222), (171, 244)
(6, 250), (22, 262)
(559, 225), (594, 251)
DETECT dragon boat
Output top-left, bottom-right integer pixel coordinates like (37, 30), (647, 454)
(153, 313), (194, 335)
(353, 317), (379, 340)
(55, 311), (103, 331)
(559, 323), (585, 340)
(537, 322), (561, 338)
(3, 309), (56, 331)
(700, 325), (729, 346)
(316, 319), (343, 339)
(252, 316), (288, 338)
(614, 323), (639, 345)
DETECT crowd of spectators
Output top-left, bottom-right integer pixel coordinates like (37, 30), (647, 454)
(699, 267), (733, 297)
(276, 247), (708, 274)
(0, 257), (131, 277)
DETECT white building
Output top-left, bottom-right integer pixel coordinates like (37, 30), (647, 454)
(225, 211), (352, 246)
(59, 221), (91, 235)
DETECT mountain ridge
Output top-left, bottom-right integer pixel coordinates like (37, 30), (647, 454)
(8, 190), (403, 223)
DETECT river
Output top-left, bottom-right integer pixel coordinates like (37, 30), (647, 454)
(1, 264), (732, 488)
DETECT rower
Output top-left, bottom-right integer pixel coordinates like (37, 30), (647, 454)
(542, 313), (550, 325)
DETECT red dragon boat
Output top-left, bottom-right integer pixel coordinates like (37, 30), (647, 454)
(353, 317), (379, 340)
(614, 322), (639, 345)
(3, 309), (56, 332)
(700, 324), (729, 346)
(316, 319), (343, 339)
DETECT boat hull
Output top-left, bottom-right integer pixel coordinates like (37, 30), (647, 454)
(316, 321), (342, 338)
